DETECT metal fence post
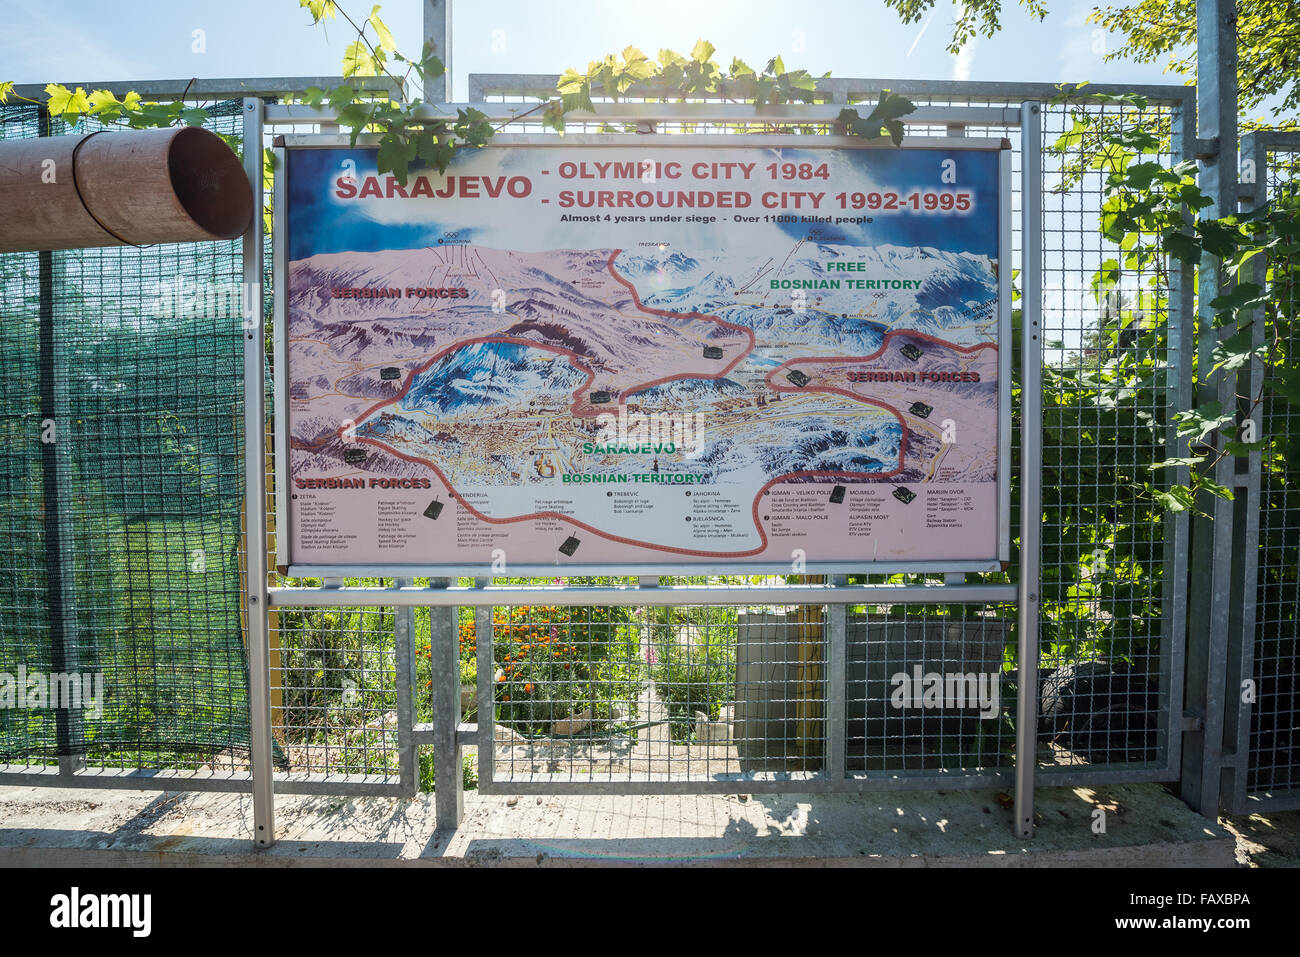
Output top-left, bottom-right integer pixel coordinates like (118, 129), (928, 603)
(430, 576), (463, 829)
(422, 0), (452, 104)
(395, 578), (418, 795)
(1014, 100), (1044, 839)
(827, 575), (847, 783)
(475, 577), (494, 793)
(1182, 0), (1239, 817)
(242, 96), (275, 847)
(1162, 90), (1198, 781)
(1222, 132), (1268, 811)
(35, 104), (86, 778)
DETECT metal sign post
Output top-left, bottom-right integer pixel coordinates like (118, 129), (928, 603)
(1014, 101), (1044, 839)
(242, 97), (276, 847)
(1182, 0), (1239, 818)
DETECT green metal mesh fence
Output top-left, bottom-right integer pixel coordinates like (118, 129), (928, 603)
(1249, 143), (1300, 798)
(0, 87), (1201, 788)
(0, 100), (251, 772)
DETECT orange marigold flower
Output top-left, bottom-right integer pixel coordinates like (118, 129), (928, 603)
(524, 683), (534, 693)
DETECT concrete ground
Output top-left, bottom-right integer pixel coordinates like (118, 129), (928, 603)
(0, 781), (1245, 866)
(1221, 807), (1300, 867)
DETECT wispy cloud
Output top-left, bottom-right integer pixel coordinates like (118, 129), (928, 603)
(950, 4), (978, 81)
(907, 8), (938, 58)
(951, 41), (978, 81)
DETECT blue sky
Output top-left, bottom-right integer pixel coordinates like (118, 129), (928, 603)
(2, 0), (1183, 98)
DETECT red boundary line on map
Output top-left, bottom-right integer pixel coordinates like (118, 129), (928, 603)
(321, 253), (989, 559)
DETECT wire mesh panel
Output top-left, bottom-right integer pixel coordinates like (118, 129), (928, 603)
(0, 80), (1202, 804)
(1246, 141), (1300, 803)
(480, 601), (828, 788)
(846, 604), (1016, 778)
(1032, 95), (1187, 776)
(269, 604), (402, 782)
(0, 101), (252, 776)
(0, 104), (53, 768)
(477, 597), (1020, 790)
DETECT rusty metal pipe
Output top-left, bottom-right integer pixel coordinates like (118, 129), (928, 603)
(0, 126), (253, 253)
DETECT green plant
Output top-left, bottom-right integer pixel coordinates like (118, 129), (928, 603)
(418, 746), (477, 792)
(485, 605), (641, 736)
(292, 2), (916, 186)
(649, 611), (737, 742)
(1048, 90), (1300, 511)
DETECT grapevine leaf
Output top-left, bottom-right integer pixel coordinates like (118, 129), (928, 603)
(343, 40), (380, 78)
(368, 5), (396, 51)
(376, 131), (417, 184)
(327, 84), (357, 111)
(837, 91), (915, 145)
(299, 0), (338, 22)
(1153, 487), (1194, 512)
(46, 83), (90, 122)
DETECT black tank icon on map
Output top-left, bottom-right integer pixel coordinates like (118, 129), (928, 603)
(703, 346), (724, 360)
(344, 448), (367, 465)
(829, 485), (846, 504)
(558, 535), (581, 556)
(590, 390), (612, 404)
(423, 499), (444, 520)
(380, 367), (401, 380)
(786, 369), (811, 388)
(892, 486), (917, 505)
(909, 401), (933, 418)
(900, 344), (924, 362)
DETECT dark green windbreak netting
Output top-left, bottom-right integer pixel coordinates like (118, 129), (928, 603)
(0, 99), (252, 770)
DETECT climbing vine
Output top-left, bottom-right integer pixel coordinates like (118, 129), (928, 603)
(1047, 89), (1300, 512)
(3, 2), (914, 189)
(293, 2), (916, 184)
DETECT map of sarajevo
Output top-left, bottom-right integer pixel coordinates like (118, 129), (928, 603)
(283, 144), (1007, 568)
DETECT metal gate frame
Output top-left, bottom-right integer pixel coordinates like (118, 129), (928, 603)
(1221, 130), (1300, 815)
(256, 92), (1066, 845)
(0, 71), (1201, 850)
